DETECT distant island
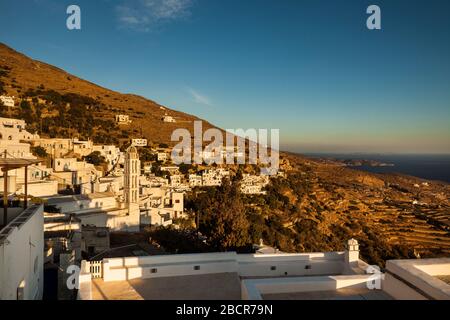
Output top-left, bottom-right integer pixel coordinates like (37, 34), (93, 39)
(321, 158), (395, 167)
(342, 159), (395, 167)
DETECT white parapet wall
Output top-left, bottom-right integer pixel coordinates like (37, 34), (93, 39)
(77, 261), (93, 300)
(20, 180), (58, 197)
(237, 252), (346, 278)
(98, 251), (352, 282)
(102, 252), (239, 282)
(241, 274), (375, 300)
(383, 258), (450, 300)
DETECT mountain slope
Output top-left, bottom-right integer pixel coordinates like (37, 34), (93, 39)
(0, 42), (217, 146)
(1, 42), (449, 264)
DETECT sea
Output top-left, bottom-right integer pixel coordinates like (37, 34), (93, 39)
(304, 154), (450, 183)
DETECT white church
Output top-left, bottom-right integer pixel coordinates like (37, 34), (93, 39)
(44, 146), (141, 232)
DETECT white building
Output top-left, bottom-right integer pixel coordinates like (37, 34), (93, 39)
(115, 114), (131, 124)
(143, 164), (152, 174)
(157, 152), (168, 162)
(46, 192), (118, 214)
(72, 139), (93, 157)
(19, 180), (58, 198)
(0, 119), (56, 198)
(33, 138), (73, 158)
(202, 168), (230, 187)
(0, 95), (15, 108)
(131, 139), (147, 147)
(94, 176), (123, 195)
(0, 117), (37, 141)
(170, 174), (183, 187)
(188, 174), (202, 187)
(241, 184), (266, 195)
(140, 187), (184, 226)
(51, 158), (100, 194)
(141, 175), (169, 188)
(35, 137), (122, 170)
(0, 117), (39, 159)
(162, 115), (176, 123)
(92, 145), (123, 170)
(33, 138), (92, 158)
(220, 145), (244, 159)
(160, 166), (179, 175)
(0, 205), (44, 300)
(240, 174), (270, 195)
(198, 150), (217, 162)
(44, 191), (139, 232)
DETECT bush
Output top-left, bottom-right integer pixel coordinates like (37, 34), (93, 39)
(83, 151), (106, 166)
(31, 146), (48, 158)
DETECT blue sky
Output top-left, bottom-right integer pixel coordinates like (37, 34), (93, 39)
(1, 0), (449, 154)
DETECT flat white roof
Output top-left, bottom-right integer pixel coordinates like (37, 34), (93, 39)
(91, 273), (241, 300)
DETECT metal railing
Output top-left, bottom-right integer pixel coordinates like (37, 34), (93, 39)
(89, 260), (103, 279)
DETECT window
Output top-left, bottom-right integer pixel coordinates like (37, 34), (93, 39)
(270, 266), (276, 271)
(194, 266), (200, 271)
(305, 265), (312, 270)
(150, 268), (157, 274)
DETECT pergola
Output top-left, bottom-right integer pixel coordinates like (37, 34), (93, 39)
(0, 158), (42, 228)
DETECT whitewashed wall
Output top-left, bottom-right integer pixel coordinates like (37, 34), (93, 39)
(102, 252), (238, 282)
(237, 252), (345, 278)
(241, 274), (374, 300)
(100, 251), (348, 282)
(20, 181), (58, 197)
(383, 259), (450, 300)
(0, 205), (44, 300)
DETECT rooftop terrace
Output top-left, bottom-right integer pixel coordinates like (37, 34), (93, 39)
(91, 273), (241, 300)
(262, 288), (392, 300)
(77, 241), (450, 300)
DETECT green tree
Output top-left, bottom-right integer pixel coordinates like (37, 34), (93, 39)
(83, 151), (106, 166)
(199, 178), (250, 250)
(139, 148), (156, 162)
(18, 100), (34, 123)
(151, 162), (164, 177)
(0, 100), (6, 116)
(179, 163), (193, 175)
(31, 146), (48, 158)
(159, 143), (169, 148)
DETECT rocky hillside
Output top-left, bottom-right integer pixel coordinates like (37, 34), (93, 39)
(0, 42), (218, 147)
(1, 42), (449, 265)
(271, 153), (450, 263)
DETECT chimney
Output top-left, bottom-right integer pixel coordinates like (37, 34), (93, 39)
(345, 238), (359, 265)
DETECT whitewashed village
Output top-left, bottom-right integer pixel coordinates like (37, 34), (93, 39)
(1, 91), (449, 301)
(0, 94), (280, 299)
(2, 0), (450, 307)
